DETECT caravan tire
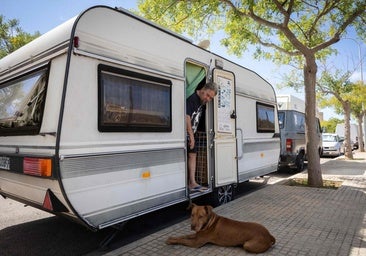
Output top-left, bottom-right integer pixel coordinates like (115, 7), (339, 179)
(211, 184), (235, 206)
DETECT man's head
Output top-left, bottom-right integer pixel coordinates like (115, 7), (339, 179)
(198, 82), (218, 104)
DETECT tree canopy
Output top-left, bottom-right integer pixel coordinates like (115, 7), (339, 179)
(320, 117), (343, 133)
(138, 0), (365, 66)
(0, 15), (40, 58)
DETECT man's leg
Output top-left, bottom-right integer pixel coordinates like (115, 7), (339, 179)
(188, 152), (198, 189)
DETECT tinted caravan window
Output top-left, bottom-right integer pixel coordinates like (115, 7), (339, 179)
(0, 67), (48, 136)
(256, 102), (275, 133)
(98, 65), (172, 132)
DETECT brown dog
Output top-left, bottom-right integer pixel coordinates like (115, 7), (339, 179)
(166, 204), (275, 253)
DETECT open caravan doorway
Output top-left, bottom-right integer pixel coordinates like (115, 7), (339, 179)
(185, 61), (211, 195)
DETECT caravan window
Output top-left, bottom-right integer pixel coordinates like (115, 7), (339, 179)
(256, 103), (275, 133)
(0, 67), (48, 136)
(98, 65), (172, 132)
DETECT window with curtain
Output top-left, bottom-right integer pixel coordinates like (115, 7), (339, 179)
(98, 65), (172, 132)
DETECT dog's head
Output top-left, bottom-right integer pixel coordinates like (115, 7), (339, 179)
(190, 203), (214, 232)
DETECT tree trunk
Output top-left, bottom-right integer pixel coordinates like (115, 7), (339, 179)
(357, 114), (365, 152)
(343, 102), (353, 159)
(304, 55), (323, 187)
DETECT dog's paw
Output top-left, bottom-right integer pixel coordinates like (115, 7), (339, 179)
(166, 237), (178, 244)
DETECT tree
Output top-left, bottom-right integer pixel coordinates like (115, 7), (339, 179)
(320, 117), (343, 133)
(137, 0), (366, 187)
(317, 70), (355, 159)
(350, 82), (366, 152)
(0, 15), (40, 58)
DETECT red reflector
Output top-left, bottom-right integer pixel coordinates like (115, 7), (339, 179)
(23, 158), (52, 177)
(286, 139), (292, 152)
(73, 36), (79, 48)
(43, 190), (53, 211)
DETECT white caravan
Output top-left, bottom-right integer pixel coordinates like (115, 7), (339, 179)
(0, 6), (280, 230)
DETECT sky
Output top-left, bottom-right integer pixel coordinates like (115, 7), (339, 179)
(1, 0), (365, 121)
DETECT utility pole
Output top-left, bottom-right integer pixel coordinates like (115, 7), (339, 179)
(343, 37), (365, 148)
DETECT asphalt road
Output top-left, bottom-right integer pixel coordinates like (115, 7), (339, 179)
(0, 197), (111, 255)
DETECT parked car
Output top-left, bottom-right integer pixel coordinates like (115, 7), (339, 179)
(339, 136), (355, 151)
(322, 133), (344, 157)
(353, 136), (362, 150)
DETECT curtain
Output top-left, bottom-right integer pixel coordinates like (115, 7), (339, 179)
(185, 62), (206, 98)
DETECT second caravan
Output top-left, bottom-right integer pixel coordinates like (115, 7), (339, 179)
(0, 6), (280, 230)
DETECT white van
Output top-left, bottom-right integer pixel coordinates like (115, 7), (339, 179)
(0, 6), (280, 230)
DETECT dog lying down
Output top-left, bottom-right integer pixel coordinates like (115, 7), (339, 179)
(166, 204), (275, 253)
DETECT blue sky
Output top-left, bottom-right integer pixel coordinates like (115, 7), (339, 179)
(1, 0), (365, 120)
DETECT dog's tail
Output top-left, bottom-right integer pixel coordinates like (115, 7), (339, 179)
(270, 234), (276, 245)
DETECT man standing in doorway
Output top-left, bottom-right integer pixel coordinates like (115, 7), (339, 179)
(186, 82), (218, 192)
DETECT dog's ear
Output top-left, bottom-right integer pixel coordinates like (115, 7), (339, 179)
(204, 205), (213, 215)
(187, 202), (197, 210)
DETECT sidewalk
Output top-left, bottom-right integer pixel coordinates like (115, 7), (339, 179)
(105, 152), (366, 256)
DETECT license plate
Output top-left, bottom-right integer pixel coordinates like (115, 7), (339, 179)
(0, 156), (10, 170)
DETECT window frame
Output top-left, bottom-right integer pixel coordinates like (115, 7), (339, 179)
(256, 102), (275, 133)
(98, 64), (172, 132)
(0, 65), (49, 136)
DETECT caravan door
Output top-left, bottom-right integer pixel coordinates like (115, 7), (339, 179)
(212, 69), (238, 187)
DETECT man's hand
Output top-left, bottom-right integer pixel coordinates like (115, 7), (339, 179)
(189, 134), (195, 149)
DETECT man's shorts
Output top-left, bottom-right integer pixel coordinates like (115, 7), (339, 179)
(187, 135), (198, 154)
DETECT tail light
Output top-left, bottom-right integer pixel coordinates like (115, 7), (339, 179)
(23, 158), (52, 177)
(286, 139), (293, 152)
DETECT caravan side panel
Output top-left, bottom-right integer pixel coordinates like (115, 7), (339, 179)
(232, 66), (280, 182)
(0, 54), (77, 221)
(60, 150), (185, 227)
(57, 7), (187, 229)
(236, 96), (279, 181)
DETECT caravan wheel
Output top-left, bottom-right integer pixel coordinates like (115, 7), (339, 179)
(212, 184), (234, 206)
